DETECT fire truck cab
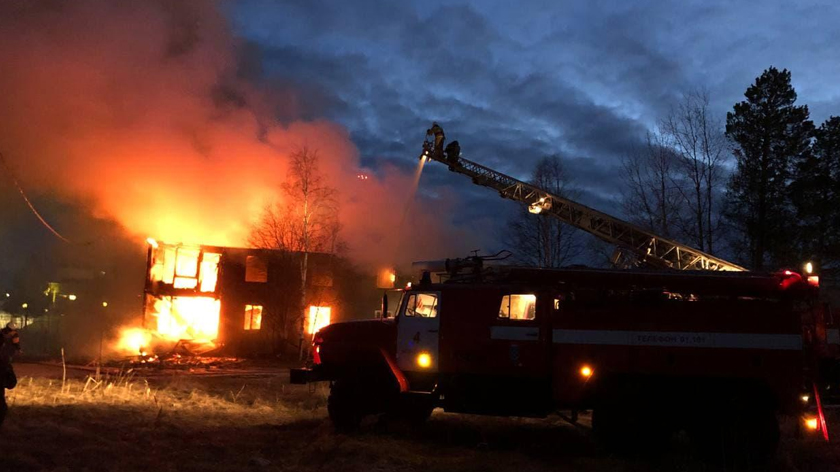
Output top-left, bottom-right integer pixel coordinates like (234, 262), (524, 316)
(294, 264), (826, 457)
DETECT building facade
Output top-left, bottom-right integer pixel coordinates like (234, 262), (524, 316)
(144, 240), (336, 357)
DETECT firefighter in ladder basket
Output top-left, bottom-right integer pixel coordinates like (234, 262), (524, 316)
(0, 322), (20, 426)
(426, 122), (445, 159)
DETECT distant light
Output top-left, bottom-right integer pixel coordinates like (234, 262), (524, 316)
(21, 303), (28, 309)
(146, 237), (158, 248)
(806, 417), (819, 431)
(4, 293), (9, 298)
(580, 365), (593, 378)
(102, 302), (108, 308)
(805, 261), (814, 274)
(808, 275), (820, 287)
(405, 282), (412, 289)
(389, 272), (396, 283)
(68, 294), (77, 301)
(417, 352), (432, 368)
(802, 395), (810, 403)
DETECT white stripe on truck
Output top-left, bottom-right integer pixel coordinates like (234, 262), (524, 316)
(552, 329), (802, 350)
(490, 326), (540, 341)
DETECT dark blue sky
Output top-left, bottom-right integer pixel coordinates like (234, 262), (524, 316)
(226, 0), (840, 225)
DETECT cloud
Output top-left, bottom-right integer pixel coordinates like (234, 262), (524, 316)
(231, 0), (840, 225)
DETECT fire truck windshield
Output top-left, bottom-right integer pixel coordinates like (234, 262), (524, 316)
(403, 293), (439, 318)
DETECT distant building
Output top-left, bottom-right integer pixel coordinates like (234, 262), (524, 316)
(144, 240), (336, 357)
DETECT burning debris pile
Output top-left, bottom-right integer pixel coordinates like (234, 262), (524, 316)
(121, 353), (245, 371)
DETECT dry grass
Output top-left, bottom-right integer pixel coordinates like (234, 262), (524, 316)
(7, 372), (328, 427)
(2, 374), (838, 472)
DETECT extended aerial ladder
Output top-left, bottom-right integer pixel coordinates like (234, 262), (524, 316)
(421, 126), (745, 271)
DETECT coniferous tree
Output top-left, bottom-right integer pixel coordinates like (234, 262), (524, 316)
(724, 67), (814, 270)
(790, 116), (840, 266)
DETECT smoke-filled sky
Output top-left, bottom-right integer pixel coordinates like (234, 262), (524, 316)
(0, 0), (486, 286)
(2, 0), (840, 286)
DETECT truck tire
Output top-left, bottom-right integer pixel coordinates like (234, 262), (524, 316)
(592, 387), (671, 454)
(328, 379), (363, 432)
(691, 404), (779, 464)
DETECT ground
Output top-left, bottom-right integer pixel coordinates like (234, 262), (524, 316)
(2, 362), (838, 472)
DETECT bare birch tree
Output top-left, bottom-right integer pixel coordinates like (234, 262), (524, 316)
(661, 91), (727, 253)
(250, 147), (340, 355)
(504, 156), (579, 267)
(620, 132), (681, 238)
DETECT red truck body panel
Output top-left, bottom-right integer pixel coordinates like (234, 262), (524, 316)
(415, 268), (815, 415)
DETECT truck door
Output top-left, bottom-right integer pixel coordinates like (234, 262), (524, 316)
(396, 291), (441, 375)
(484, 291), (553, 415)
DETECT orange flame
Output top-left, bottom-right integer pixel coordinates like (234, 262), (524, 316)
(116, 328), (152, 354)
(307, 305), (331, 335)
(153, 296), (220, 341)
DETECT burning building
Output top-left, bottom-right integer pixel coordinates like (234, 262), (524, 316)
(143, 239), (336, 357)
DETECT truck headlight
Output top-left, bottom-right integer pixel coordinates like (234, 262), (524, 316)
(417, 352), (432, 368)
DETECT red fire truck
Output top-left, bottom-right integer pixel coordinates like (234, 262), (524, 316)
(294, 261), (827, 455)
(292, 126), (834, 457)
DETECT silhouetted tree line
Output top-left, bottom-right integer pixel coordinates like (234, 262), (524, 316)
(623, 67), (840, 271)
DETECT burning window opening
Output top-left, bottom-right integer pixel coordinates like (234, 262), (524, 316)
(199, 253), (221, 292)
(173, 277), (198, 289)
(244, 304), (263, 330)
(153, 296), (220, 341)
(148, 242), (221, 293)
(307, 305), (331, 334)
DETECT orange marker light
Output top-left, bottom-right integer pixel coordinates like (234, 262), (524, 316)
(806, 417), (819, 431)
(417, 352), (432, 368)
(580, 365), (593, 378)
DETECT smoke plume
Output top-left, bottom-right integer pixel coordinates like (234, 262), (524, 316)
(0, 0), (479, 270)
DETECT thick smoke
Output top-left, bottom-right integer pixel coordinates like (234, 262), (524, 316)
(0, 0), (480, 271)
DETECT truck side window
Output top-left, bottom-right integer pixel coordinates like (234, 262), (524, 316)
(499, 294), (536, 320)
(403, 293), (439, 318)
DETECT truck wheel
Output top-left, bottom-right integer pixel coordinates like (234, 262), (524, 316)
(593, 398), (670, 454)
(691, 406), (779, 464)
(328, 379), (363, 432)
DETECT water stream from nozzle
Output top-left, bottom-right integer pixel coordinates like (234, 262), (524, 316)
(391, 155), (428, 262)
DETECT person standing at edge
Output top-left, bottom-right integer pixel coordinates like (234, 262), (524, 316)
(0, 322), (21, 426)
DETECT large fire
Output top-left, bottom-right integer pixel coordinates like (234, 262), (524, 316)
(116, 328), (152, 355)
(116, 240), (222, 356)
(152, 296), (220, 341)
(307, 305), (331, 335)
